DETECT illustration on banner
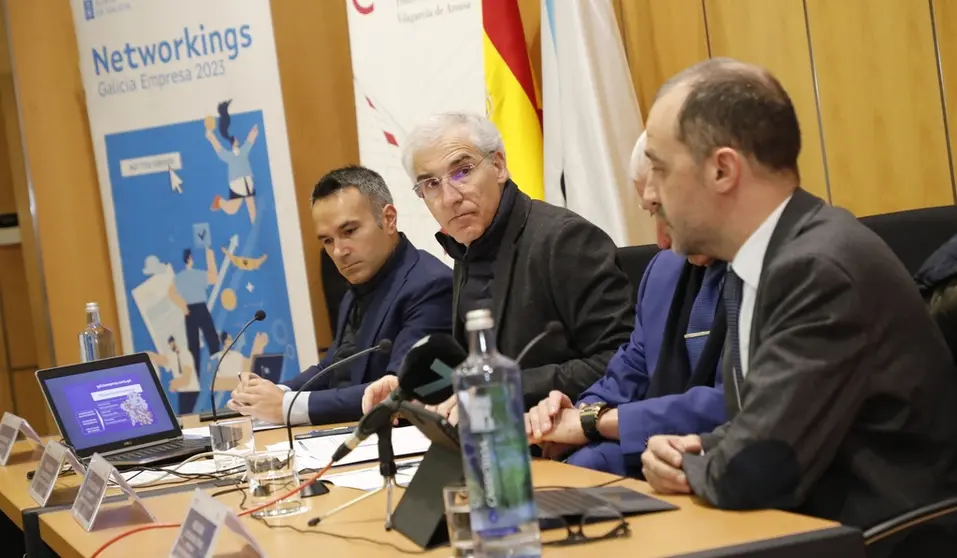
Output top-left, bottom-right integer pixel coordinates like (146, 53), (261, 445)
(105, 103), (299, 415)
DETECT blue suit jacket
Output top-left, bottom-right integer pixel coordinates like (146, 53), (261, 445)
(571, 250), (725, 474)
(282, 243), (453, 425)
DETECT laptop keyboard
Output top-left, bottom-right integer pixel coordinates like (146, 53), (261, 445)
(535, 488), (615, 516)
(105, 437), (209, 463)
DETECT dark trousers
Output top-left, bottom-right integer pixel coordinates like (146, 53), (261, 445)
(185, 303), (220, 380)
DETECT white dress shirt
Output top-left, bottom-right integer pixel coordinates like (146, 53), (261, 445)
(278, 385), (311, 426)
(729, 194), (793, 377)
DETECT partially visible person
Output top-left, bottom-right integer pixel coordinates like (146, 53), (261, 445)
(638, 58), (957, 556)
(361, 113), (634, 414)
(914, 234), (957, 360)
(524, 131), (727, 476)
(169, 245), (222, 383)
(228, 166), (453, 425)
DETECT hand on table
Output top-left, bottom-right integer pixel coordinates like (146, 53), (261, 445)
(525, 391), (580, 443)
(641, 435), (702, 495)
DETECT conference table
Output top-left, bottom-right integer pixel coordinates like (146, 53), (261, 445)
(0, 420), (865, 557)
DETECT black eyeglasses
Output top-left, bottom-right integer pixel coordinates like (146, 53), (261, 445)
(542, 505), (631, 547)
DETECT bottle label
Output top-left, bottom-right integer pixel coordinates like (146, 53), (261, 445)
(458, 384), (536, 538)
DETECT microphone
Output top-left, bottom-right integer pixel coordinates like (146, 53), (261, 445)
(515, 321), (563, 365)
(330, 333), (466, 463)
(209, 309), (266, 422)
(285, 339), (393, 449)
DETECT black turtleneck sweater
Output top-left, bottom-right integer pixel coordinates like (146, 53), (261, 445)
(436, 180), (518, 327)
(329, 233), (409, 387)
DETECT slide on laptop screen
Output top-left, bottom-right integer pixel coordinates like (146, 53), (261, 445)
(42, 360), (176, 455)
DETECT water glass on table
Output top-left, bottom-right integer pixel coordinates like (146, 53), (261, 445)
(208, 416), (255, 472)
(443, 484), (474, 557)
(245, 448), (304, 518)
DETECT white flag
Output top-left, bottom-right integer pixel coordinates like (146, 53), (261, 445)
(542, 0), (655, 247)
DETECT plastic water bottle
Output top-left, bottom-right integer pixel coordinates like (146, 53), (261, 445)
(79, 302), (116, 362)
(454, 309), (541, 557)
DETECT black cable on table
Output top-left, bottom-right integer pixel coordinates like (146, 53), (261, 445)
(252, 519), (428, 555)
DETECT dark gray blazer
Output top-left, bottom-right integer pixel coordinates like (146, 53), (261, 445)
(683, 189), (957, 549)
(451, 188), (634, 408)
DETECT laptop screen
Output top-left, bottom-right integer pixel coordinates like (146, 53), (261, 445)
(43, 360), (176, 452)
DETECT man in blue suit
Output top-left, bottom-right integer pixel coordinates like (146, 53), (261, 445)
(227, 165), (453, 425)
(525, 133), (726, 476)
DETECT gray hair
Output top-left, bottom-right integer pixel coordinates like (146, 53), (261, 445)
(628, 131), (648, 181)
(402, 112), (506, 179)
(311, 165), (394, 225)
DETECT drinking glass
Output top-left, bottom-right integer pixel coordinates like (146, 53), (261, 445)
(443, 484), (474, 557)
(208, 416), (254, 472)
(244, 448), (304, 518)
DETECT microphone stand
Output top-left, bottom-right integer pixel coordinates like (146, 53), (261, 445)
(308, 411), (400, 529)
(379, 425), (397, 531)
(286, 339), (392, 449)
(208, 311), (264, 459)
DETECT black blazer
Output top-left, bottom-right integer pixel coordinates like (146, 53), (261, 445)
(683, 189), (957, 555)
(451, 188), (634, 408)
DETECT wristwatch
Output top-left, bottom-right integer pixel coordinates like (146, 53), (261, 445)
(579, 402), (612, 442)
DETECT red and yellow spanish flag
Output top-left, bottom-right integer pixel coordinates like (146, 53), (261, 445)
(483, 0), (544, 200)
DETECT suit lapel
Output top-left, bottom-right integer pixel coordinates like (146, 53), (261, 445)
(747, 188), (823, 383)
(350, 247), (420, 384)
(722, 325), (739, 416)
(722, 189), (823, 412)
(490, 192), (532, 344)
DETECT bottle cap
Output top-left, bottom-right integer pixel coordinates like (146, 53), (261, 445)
(85, 302), (99, 312)
(465, 309), (494, 331)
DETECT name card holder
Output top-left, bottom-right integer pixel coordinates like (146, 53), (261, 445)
(28, 440), (87, 506)
(71, 454), (156, 532)
(169, 489), (266, 558)
(0, 412), (45, 466)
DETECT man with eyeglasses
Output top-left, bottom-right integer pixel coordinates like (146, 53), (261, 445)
(362, 112), (633, 413)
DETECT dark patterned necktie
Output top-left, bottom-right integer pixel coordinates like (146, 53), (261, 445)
(722, 268), (747, 404)
(685, 263), (725, 371)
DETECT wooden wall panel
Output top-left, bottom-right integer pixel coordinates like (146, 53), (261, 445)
(933, 0), (957, 195)
(0, 245), (36, 369)
(0, 86), (13, 214)
(11, 366), (49, 431)
(1, 75), (52, 373)
(0, 287), (10, 416)
(806, 0), (953, 215)
(5, 1), (120, 371)
(705, 0), (828, 202)
(269, 0), (356, 351)
(619, 0), (709, 120)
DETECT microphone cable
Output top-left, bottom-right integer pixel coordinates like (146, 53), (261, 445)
(89, 461), (335, 558)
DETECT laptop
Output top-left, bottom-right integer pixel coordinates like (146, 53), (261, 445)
(36, 353), (210, 470)
(251, 353), (284, 384)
